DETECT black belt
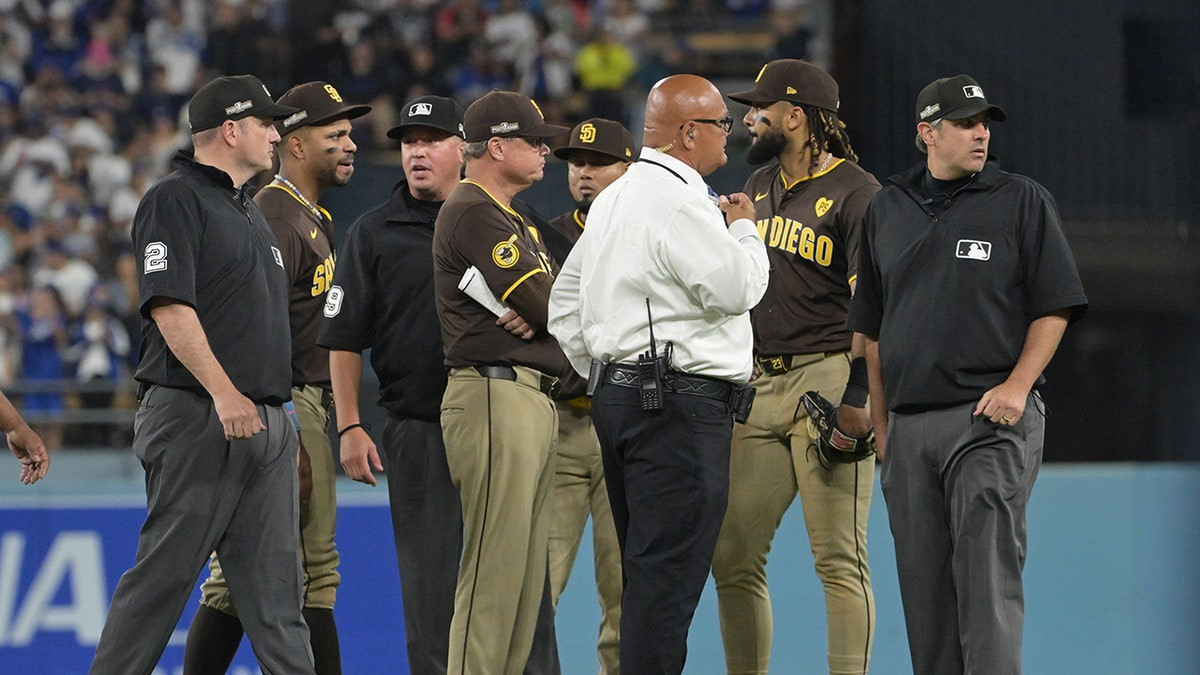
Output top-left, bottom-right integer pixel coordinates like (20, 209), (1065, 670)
(473, 365), (560, 398)
(601, 363), (734, 402)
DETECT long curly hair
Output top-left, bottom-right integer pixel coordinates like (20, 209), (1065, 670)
(801, 105), (859, 174)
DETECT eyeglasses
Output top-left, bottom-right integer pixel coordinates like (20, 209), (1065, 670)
(689, 115), (734, 134)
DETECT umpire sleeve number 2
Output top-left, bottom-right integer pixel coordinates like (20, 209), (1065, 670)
(144, 242), (168, 273)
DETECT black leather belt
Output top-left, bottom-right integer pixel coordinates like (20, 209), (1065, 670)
(473, 365), (560, 398)
(601, 363), (733, 402)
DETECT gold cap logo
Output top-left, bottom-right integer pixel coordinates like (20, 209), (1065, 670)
(324, 84), (343, 103)
(579, 123), (596, 144)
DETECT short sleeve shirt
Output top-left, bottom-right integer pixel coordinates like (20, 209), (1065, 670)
(743, 159), (880, 355)
(432, 180), (574, 379)
(256, 182), (336, 387)
(133, 151), (291, 404)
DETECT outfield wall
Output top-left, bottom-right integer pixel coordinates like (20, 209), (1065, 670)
(1, 458), (1196, 674)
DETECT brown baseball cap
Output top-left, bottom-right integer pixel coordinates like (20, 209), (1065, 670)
(552, 118), (638, 162)
(387, 95), (466, 139)
(188, 74), (298, 133)
(463, 90), (568, 143)
(275, 81), (371, 136)
(727, 59), (839, 112)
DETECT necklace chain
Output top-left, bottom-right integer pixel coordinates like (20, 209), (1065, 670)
(273, 174), (321, 219)
(817, 153), (832, 173)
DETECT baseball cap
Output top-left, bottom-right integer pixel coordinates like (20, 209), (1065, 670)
(553, 118), (637, 162)
(386, 95), (466, 139)
(275, 81), (371, 136)
(462, 90), (568, 143)
(187, 75), (298, 133)
(915, 75), (1007, 124)
(727, 59), (839, 112)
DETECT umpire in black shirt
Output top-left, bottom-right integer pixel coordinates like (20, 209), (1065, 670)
(91, 75), (316, 675)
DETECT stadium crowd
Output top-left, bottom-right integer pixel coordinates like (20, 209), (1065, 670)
(0, 0), (821, 449)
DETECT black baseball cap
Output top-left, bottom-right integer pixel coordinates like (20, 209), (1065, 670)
(187, 74), (298, 133)
(275, 81), (371, 136)
(462, 90), (568, 143)
(727, 59), (839, 112)
(553, 118), (637, 162)
(915, 75), (1007, 124)
(387, 95), (466, 139)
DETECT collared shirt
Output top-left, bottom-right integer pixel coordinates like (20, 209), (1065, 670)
(548, 148), (769, 384)
(316, 179), (446, 421)
(847, 160), (1088, 410)
(133, 151), (291, 405)
(432, 180), (575, 379)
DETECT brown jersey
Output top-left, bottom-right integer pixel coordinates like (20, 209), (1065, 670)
(432, 180), (574, 379)
(744, 158), (881, 355)
(547, 209), (585, 246)
(255, 181), (336, 387)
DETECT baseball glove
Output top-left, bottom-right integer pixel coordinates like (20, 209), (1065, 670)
(801, 390), (876, 469)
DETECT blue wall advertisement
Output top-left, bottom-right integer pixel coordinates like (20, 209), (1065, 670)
(0, 495), (406, 674)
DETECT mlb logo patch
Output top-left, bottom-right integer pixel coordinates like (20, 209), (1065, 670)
(409, 102), (433, 116)
(963, 85), (984, 99)
(956, 239), (991, 261)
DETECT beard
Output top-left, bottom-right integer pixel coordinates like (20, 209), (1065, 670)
(745, 127), (788, 166)
(574, 196), (594, 214)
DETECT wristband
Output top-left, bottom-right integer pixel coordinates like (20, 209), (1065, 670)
(338, 422), (370, 437)
(282, 401), (302, 432)
(840, 357), (869, 408)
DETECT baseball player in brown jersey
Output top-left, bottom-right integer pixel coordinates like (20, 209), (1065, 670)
(184, 81), (369, 675)
(432, 90), (574, 675)
(712, 60), (881, 674)
(542, 118), (635, 674)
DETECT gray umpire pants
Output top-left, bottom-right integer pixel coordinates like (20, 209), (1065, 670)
(90, 385), (314, 675)
(880, 394), (1043, 675)
(380, 415), (559, 675)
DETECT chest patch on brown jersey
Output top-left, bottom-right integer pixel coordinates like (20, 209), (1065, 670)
(815, 197), (834, 218)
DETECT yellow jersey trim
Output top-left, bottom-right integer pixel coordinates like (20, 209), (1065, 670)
(461, 179), (524, 222)
(780, 158), (845, 191)
(501, 268), (546, 302)
(262, 182), (331, 221)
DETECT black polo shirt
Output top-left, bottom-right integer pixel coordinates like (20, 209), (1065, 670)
(133, 151), (292, 405)
(847, 160), (1088, 411)
(316, 179), (446, 422)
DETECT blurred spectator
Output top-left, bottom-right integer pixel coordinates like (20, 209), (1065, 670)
(574, 28), (637, 125)
(31, 240), (97, 318)
(29, 1), (86, 78)
(65, 301), (129, 446)
(435, 0), (489, 71)
(484, 0), (538, 83)
(16, 284), (69, 450)
(519, 13), (577, 124)
(602, 0), (649, 55)
(206, 0), (270, 79)
(452, 44), (512, 106)
(145, 0), (205, 98)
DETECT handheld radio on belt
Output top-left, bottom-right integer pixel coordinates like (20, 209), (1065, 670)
(637, 298), (670, 411)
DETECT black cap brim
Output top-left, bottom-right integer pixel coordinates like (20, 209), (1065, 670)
(253, 103), (301, 121)
(306, 104), (373, 127)
(943, 102), (1007, 123)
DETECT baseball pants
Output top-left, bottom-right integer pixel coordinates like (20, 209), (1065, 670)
(90, 385), (313, 675)
(881, 395), (1043, 675)
(441, 366), (559, 675)
(201, 384), (339, 613)
(591, 379), (733, 675)
(547, 399), (622, 674)
(712, 352), (875, 675)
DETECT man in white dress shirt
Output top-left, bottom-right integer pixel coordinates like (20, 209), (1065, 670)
(547, 73), (769, 674)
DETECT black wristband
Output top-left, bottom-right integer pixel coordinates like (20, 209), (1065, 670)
(840, 357), (869, 408)
(337, 422), (370, 437)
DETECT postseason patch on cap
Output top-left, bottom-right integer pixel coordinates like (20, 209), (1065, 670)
(491, 122), (520, 134)
(919, 103), (941, 120)
(225, 100), (253, 116)
(282, 110), (309, 128)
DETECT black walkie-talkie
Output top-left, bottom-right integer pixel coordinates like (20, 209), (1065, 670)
(636, 298), (664, 411)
